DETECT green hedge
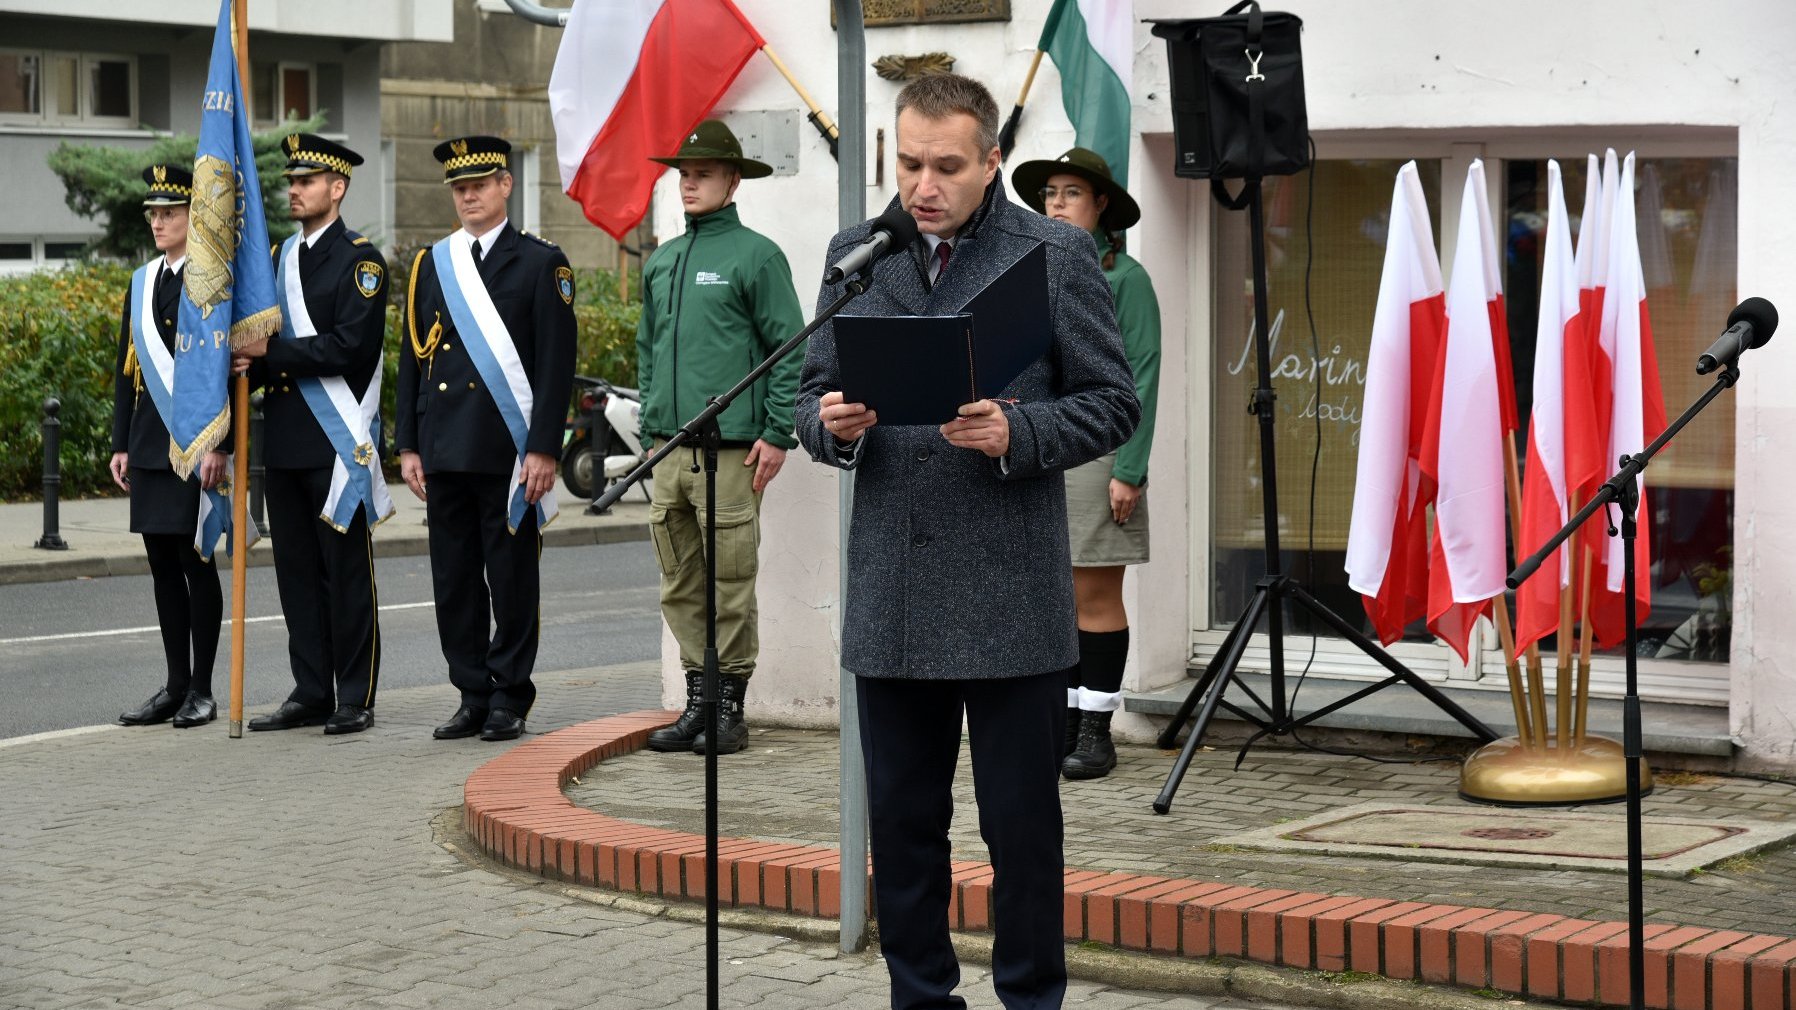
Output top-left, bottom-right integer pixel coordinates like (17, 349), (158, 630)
(0, 259), (639, 502)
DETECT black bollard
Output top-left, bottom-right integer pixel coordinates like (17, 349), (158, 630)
(36, 396), (68, 550)
(249, 390), (267, 534)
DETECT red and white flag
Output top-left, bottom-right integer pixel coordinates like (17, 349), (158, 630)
(1593, 152), (1668, 621)
(1514, 160), (1581, 653)
(1346, 162), (1444, 646)
(1419, 160), (1508, 661)
(548, 0), (765, 239)
(1474, 165), (1519, 438)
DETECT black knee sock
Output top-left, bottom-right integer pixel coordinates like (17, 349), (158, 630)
(1076, 627), (1130, 697)
(142, 534), (193, 695)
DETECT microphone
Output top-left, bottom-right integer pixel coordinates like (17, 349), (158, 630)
(823, 207), (920, 284)
(1696, 297), (1778, 374)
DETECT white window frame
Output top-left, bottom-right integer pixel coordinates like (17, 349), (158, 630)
(252, 61), (316, 127)
(1192, 127), (1738, 707)
(79, 52), (137, 128)
(0, 49), (44, 126)
(0, 49), (136, 128)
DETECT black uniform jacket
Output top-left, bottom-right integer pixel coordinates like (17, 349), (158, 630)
(111, 260), (236, 468)
(395, 223), (577, 475)
(249, 219), (389, 470)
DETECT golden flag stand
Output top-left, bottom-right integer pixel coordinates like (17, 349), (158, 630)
(227, 0), (252, 738)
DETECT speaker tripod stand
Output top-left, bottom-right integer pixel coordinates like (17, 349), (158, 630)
(1151, 176), (1498, 815)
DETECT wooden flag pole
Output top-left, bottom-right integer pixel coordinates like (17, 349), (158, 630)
(1575, 538), (1599, 744)
(1503, 434), (1549, 749)
(228, 0), (251, 738)
(761, 45), (839, 158)
(997, 50), (1046, 158)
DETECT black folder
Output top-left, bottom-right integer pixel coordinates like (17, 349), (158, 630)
(834, 242), (1050, 426)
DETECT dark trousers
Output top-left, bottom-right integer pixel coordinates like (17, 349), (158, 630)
(857, 671), (1068, 1010)
(425, 472), (542, 716)
(266, 467), (380, 711)
(141, 533), (221, 698)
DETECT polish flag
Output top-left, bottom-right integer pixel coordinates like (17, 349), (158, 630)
(548, 0), (765, 239)
(1514, 160), (1580, 653)
(1473, 166), (1519, 437)
(1593, 152), (1668, 623)
(1346, 162), (1445, 646)
(1419, 160), (1508, 661)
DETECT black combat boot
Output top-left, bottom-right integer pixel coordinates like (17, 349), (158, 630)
(1061, 710), (1117, 780)
(647, 670), (705, 753)
(692, 675), (749, 755)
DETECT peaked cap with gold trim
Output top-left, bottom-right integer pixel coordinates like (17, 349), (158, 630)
(433, 135), (510, 184)
(281, 132), (364, 178)
(142, 164), (193, 206)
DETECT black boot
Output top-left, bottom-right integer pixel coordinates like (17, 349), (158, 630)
(1062, 710), (1117, 780)
(1062, 707), (1082, 759)
(647, 671), (705, 753)
(693, 675), (749, 756)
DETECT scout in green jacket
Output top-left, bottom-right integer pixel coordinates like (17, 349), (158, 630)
(1013, 147), (1163, 781)
(635, 120), (806, 756)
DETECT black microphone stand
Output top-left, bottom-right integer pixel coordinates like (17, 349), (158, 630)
(592, 273), (876, 1010)
(1509, 356), (1747, 1010)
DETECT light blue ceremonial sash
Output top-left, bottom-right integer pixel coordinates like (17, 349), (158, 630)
(430, 231), (558, 533)
(130, 258), (255, 560)
(276, 233), (395, 533)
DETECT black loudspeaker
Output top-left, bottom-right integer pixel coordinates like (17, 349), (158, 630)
(1151, 1), (1309, 180)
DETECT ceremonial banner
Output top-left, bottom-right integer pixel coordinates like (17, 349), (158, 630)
(1420, 160), (1506, 660)
(1514, 160), (1581, 653)
(550, 0), (765, 239)
(1345, 162), (1444, 645)
(171, 0), (279, 478)
(1038, 0), (1133, 185)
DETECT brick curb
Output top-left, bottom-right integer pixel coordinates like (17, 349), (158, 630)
(463, 712), (1796, 1010)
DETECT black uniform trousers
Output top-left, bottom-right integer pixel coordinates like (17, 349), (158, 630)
(265, 467), (380, 711)
(425, 472), (542, 716)
(141, 532), (221, 699)
(856, 669), (1068, 1010)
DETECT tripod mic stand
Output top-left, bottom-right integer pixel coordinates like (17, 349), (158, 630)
(1152, 176), (1498, 815)
(591, 276), (875, 1010)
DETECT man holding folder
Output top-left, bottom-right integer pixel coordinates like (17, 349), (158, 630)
(796, 73), (1138, 1010)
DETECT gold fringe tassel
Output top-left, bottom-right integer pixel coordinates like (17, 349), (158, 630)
(169, 406), (231, 480)
(230, 304), (282, 350)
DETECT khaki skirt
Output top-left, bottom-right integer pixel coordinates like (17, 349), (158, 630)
(1065, 453), (1149, 567)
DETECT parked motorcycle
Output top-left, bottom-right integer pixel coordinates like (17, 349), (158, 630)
(561, 375), (648, 505)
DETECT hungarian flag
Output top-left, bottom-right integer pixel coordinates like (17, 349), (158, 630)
(1592, 152), (1668, 624)
(1039, 0), (1133, 185)
(1514, 160), (1581, 653)
(1419, 160), (1508, 661)
(1346, 162), (1444, 646)
(548, 0), (765, 239)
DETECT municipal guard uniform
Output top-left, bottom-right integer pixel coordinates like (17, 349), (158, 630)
(396, 136), (576, 742)
(113, 164), (226, 729)
(246, 134), (391, 735)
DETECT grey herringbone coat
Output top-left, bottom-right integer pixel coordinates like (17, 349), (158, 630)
(796, 180), (1139, 680)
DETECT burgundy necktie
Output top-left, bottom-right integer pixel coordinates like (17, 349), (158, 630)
(934, 241), (952, 283)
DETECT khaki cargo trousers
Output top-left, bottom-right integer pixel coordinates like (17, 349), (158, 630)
(647, 444), (761, 679)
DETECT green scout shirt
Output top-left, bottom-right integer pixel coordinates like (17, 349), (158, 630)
(636, 203), (806, 449)
(1098, 233), (1162, 487)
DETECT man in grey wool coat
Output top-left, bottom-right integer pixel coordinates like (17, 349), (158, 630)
(796, 73), (1139, 1010)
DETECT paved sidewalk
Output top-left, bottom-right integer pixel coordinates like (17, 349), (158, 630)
(2, 663), (1337, 1010)
(0, 492), (651, 585)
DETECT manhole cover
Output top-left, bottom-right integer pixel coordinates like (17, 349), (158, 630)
(1464, 827), (1556, 841)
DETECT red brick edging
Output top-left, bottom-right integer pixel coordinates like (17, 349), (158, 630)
(463, 712), (1796, 1010)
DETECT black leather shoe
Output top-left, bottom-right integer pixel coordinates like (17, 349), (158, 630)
(119, 689), (181, 726)
(433, 705), (489, 740)
(172, 693), (217, 728)
(324, 704), (374, 735)
(247, 700), (333, 732)
(479, 708), (525, 742)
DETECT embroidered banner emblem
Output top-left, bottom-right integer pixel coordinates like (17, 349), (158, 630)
(556, 266), (575, 305)
(355, 260), (383, 299)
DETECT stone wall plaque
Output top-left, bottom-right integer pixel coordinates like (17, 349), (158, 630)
(836, 0), (1011, 28)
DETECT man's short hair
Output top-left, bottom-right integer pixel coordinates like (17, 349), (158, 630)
(894, 73), (1001, 156)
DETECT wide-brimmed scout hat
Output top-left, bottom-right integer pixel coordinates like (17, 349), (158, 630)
(649, 119), (772, 179)
(142, 164), (193, 206)
(1010, 146), (1141, 231)
(282, 132), (364, 178)
(433, 135), (511, 184)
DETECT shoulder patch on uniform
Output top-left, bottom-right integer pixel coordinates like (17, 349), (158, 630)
(354, 260), (384, 299)
(555, 265), (574, 305)
(350, 235), (371, 246)
(522, 230), (558, 249)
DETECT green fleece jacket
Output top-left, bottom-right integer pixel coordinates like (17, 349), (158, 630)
(1100, 237), (1162, 486)
(636, 203), (806, 448)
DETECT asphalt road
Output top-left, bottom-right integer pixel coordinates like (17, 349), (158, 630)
(0, 541), (662, 738)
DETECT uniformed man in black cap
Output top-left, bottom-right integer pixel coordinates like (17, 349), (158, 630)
(113, 163), (229, 729)
(233, 132), (393, 736)
(396, 136), (576, 742)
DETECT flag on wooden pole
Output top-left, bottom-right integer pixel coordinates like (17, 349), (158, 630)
(1038, 0), (1133, 184)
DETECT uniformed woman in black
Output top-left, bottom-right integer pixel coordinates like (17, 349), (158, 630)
(111, 165), (229, 728)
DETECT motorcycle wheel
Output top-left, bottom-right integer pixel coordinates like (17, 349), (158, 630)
(561, 436), (595, 500)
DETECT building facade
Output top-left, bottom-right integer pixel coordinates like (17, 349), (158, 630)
(641, 0), (1796, 772)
